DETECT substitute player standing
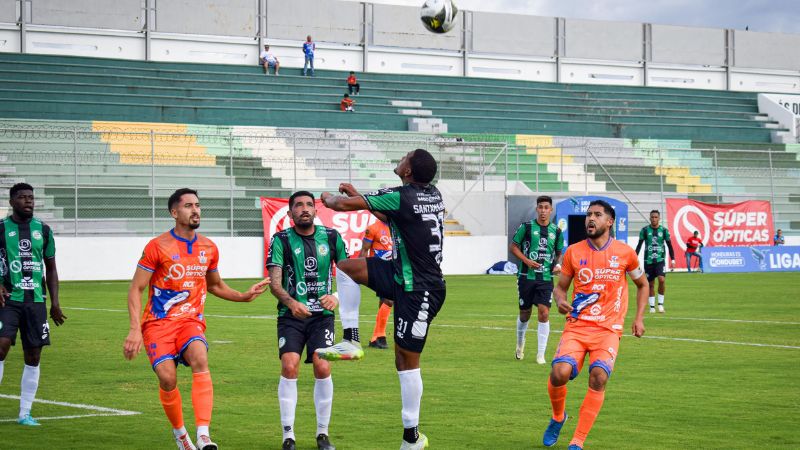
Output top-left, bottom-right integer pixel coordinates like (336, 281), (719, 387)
(509, 195), (563, 364)
(123, 188), (269, 450)
(634, 210), (675, 313)
(266, 191), (346, 450)
(542, 200), (648, 450)
(0, 183), (66, 426)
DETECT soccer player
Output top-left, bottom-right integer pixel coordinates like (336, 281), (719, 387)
(318, 149), (445, 450)
(509, 195), (563, 364)
(362, 219), (394, 349)
(123, 188), (269, 450)
(266, 191), (346, 450)
(542, 200), (649, 450)
(0, 183), (66, 426)
(685, 230), (704, 273)
(634, 210), (676, 313)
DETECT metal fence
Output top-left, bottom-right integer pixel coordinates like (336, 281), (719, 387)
(0, 126), (797, 237)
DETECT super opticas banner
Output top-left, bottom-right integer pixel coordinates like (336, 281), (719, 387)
(260, 197), (377, 274)
(666, 199), (774, 269)
(702, 245), (800, 273)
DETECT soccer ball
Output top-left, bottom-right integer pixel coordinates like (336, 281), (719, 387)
(420, 0), (458, 34)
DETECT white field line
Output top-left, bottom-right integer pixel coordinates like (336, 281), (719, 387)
(463, 313), (800, 326)
(0, 394), (140, 422)
(65, 307), (800, 350)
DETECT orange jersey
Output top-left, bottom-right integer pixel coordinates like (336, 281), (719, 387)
(137, 229), (219, 327)
(363, 220), (393, 259)
(340, 98), (354, 111)
(561, 238), (643, 335)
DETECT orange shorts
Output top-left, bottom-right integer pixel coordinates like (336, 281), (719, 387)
(552, 322), (620, 380)
(142, 319), (207, 370)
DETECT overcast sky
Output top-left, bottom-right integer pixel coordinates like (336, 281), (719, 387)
(353, 0), (800, 34)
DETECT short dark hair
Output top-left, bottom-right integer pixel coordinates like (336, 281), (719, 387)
(349, 71), (354, 74)
(650, 210), (660, 215)
(289, 190), (315, 207)
(536, 195), (553, 206)
(10, 183), (33, 199)
(693, 230), (699, 235)
(409, 149), (437, 184)
(344, 93), (350, 98)
(168, 188), (198, 212)
(588, 199), (615, 221)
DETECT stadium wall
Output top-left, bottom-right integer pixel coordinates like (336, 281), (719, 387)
(0, 0), (797, 93)
(56, 235), (507, 281)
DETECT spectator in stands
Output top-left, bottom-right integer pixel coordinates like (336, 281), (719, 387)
(302, 35), (315, 76)
(340, 94), (355, 112)
(685, 230), (704, 273)
(774, 229), (785, 246)
(347, 71), (360, 95)
(259, 45), (280, 75)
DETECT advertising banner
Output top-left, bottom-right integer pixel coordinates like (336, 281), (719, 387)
(702, 245), (800, 273)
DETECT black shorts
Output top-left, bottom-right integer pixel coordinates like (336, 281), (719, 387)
(517, 278), (553, 310)
(366, 258), (445, 353)
(277, 314), (335, 364)
(0, 301), (51, 349)
(644, 262), (666, 281)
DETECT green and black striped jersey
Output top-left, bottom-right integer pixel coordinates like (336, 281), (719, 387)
(636, 225), (675, 264)
(267, 225), (347, 317)
(0, 216), (55, 303)
(512, 220), (563, 281)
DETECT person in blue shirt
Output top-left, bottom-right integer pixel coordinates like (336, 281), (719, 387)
(302, 35), (315, 77)
(774, 229), (784, 246)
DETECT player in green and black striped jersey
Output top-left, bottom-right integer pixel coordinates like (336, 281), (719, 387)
(0, 183), (66, 426)
(634, 210), (676, 314)
(509, 195), (564, 365)
(266, 190), (346, 450)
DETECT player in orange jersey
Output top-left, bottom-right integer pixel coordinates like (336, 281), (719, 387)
(362, 219), (394, 349)
(123, 188), (269, 450)
(542, 199), (648, 450)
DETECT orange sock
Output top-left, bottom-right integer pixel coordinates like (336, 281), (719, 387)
(159, 387), (184, 429)
(371, 303), (392, 342)
(192, 371), (213, 427)
(570, 387), (605, 447)
(547, 379), (567, 422)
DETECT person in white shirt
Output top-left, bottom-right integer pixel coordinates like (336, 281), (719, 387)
(259, 45), (280, 75)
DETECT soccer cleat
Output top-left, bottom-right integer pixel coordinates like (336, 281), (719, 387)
(17, 414), (41, 426)
(568, 445), (583, 450)
(542, 413), (569, 447)
(196, 435), (218, 450)
(536, 354), (546, 365)
(317, 433), (336, 450)
(316, 340), (364, 361)
(369, 336), (389, 349)
(282, 438), (296, 450)
(649, 307), (656, 313)
(657, 305), (665, 313)
(515, 339), (525, 360)
(399, 433), (429, 450)
(175, 433), (197, 450)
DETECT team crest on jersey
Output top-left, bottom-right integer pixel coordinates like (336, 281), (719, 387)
(549, 233), (555, 239)
(609, 256), (620, 268)
(32, 230), (42, 240)
(198, 250), (207, 264)
(318, 244), (328, 256)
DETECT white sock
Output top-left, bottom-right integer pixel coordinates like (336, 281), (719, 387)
(278, 376), (297, 440)
(196, 425), (209, 440)
(537, 321), (550, 357)
(658, 294), (665, 305)
(0, 360), (4, 385)
(516, 317), (528, 347)
(398, 368), (423, 428)
(336, 270), (361, 330)
(648, 297), (655, 308)
(19, 364), (41, 418)
(172, 426), (188, 439)
(314, 376), (333, 437)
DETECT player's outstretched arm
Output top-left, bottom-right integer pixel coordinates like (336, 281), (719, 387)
(553, 274), (573, 315)
(44, 257), (66, 326)
(268, 266), (311, 319)
(206, 271), (269, 303)
(321, 186), (390, 223)
(631, 272), (649, 337)
(124, 267), (151, 360)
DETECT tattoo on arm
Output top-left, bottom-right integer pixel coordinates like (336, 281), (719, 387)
(268, 266), (295, 306)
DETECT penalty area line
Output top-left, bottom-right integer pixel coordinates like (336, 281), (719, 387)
(0, 394), (140, 422)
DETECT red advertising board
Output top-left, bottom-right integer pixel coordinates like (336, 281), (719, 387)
(666, 199), (774, 269)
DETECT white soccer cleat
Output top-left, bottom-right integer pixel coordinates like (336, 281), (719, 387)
(536, 354), (547, 365)
(515, 342), (525, 360)
(400, 433), (429, 450)
(649, 307), (656, 313)
(175, 433), (197, 450)
(316, 340), (364, 361)
(657, 305), (665, 314)
(196, 435), (218, 450)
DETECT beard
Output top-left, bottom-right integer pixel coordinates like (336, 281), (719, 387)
(586, 225), (606, 239)
(15, 209), (33, 219)
(189, 222), (200, 230)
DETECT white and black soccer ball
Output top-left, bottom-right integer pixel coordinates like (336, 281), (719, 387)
(420, 0), (459, 34)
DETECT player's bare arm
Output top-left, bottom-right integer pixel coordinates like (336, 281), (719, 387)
(123, 266), (152, 360)
(319, 294), (338, 311)
(552, 249), (563, 274)
(268, 266), (311, 319)
(44, 256), (66, 326)
(553, 273), (573, 314)
(509, 242), (541, 269)
(321, 187), (389, 223)
(0, 284), (7, 308)
(206, 271), (269, 303)
(631, 272), (649, 338)
(360, 238), (373, 258)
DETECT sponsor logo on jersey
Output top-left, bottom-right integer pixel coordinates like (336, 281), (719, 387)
(8, 231), (15, 237)
(305, 256), (318, 272)
(578, 268), (593, 284)
(9, 260), (22, 273)
(18, 239), (31, 252)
